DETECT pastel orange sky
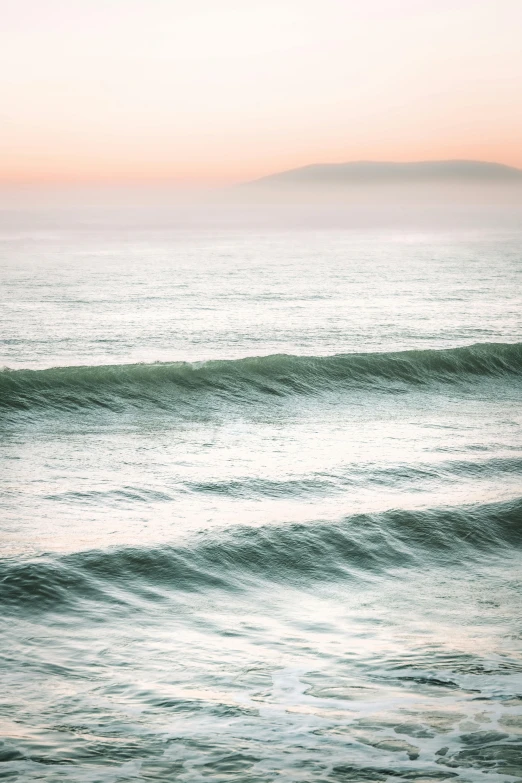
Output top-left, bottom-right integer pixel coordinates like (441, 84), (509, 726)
(2, 0), (522, 184)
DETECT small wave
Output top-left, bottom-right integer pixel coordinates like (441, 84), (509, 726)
(44, 487), (174, 505)
(1, 497), (520, 614)
(0, 342), (521, 414)
(187, 457), (522, 498)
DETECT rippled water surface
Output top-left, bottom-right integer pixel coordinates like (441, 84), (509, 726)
(1, 228), (521, 781)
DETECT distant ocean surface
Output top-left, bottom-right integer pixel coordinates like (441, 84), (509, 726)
(1, 226), (521, 782)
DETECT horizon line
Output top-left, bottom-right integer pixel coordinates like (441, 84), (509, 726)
(2, 157), (522, 188)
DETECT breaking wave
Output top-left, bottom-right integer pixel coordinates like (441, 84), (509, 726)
(2, 497), (520, 614)
(1, 342), (521, 413)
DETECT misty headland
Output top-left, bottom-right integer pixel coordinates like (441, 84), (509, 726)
(2, 159), (522, 232)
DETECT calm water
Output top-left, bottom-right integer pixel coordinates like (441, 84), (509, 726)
(1, 227), (522, 782)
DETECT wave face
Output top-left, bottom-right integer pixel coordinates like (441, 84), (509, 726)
(1, 342), (521, 413)
(2, 498), (520, 614)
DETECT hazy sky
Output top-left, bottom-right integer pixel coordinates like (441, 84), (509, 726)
(2, 0), (522, 184)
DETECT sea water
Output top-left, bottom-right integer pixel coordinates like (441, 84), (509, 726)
(1, 227), (521, 781)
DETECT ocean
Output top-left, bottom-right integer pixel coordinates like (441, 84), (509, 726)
(1, 225), (521, 781)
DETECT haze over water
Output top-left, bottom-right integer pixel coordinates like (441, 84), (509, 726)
(1, 207), (522, 781)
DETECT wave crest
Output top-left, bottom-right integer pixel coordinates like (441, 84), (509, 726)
(2, 498), (520, 614)
(1, 342), (521, 413)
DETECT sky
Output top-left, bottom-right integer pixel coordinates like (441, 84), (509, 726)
(1, 0), (522, 185)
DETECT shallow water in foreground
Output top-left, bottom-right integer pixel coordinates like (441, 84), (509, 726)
(1, 229), (521, 781)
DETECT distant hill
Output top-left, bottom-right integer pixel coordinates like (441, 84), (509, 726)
(245, 160), (522, 187)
